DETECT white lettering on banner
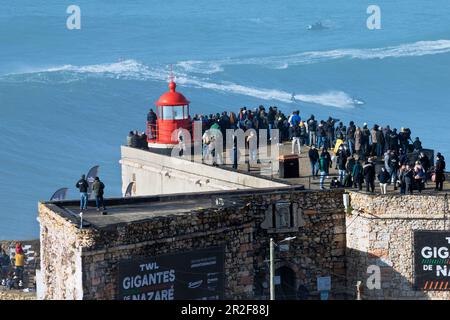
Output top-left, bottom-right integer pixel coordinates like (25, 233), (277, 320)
(421, 246), (449, 259)
(436, 265), (448, 277)
(139, 262), (159, 272)
(131, 288), (175, 300)
(122, 269), (176, 289)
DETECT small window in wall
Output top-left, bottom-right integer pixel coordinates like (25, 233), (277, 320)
(275, 201), (292, 229)
(261, 201), (305, 232)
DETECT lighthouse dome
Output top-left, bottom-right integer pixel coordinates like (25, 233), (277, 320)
(155, 81), (190, 106)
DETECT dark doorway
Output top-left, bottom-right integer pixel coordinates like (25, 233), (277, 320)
(275, 266), (297, 300)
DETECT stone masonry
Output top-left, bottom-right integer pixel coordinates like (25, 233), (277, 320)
(346, 191), (450, 300)
(38, 188), (346, 300)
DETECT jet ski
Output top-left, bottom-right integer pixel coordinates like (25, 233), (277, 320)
(307, 22), (327, 31)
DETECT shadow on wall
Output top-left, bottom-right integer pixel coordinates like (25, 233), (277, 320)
(346, 247), (429, 300)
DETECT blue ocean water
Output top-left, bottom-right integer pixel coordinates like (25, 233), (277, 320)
(1, 0), (450, 239)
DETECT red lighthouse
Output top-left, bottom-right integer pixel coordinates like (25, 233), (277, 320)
(147, 79), (192, 148)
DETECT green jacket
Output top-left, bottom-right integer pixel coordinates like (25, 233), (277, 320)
(318, 156), (330, 174)
(352, 163), (363, 179)
(92, 180), (105, 196)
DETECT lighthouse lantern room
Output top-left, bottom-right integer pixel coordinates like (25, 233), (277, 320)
(147, 78), (192, 148)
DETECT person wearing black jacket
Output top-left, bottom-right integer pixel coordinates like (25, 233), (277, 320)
(347, 121), (356, 155)
(435, 153), (446, 191)
(352, 160), (364, 190)
(363, 158), (376, 193)
(388, 151), (400, 190)
(307, 115), (317, 146)
(361, 124), (371, 158)
(389, 129), (399, 152)
(321, 148), (332, 168)
(130, 131), (140, 148)
(308, 145), (320, 178)
(402, 164), (414, 195)
(317, 122), (326, 149)
(378, 167), (390, 194)
(336, 146), (348, 185)
(76, 174), (89, 210)
(326, 117), (335, 149)
(418, 152), (431, 181)
(147, 109), (157, 139)
(292, 125), (302, 154)
(413, 137), (423, 152)
(268, 107), (276, 139)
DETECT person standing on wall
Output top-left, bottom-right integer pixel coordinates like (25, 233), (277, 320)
(92, 177), (106, 212)
(76, 174), (89, 211)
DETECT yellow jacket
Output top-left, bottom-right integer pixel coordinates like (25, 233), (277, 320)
(15, 253), (25, 267)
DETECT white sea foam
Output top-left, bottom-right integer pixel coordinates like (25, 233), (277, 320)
(177, 60), (224, 75)
(176, 39), (450, 74)
(2, 59), (359, 108)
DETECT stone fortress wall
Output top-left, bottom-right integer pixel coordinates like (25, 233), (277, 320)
(346, 192), (450, 299)
(38, 188), (347, 300)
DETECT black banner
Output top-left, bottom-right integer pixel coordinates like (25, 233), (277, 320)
(414, 230), (450, 291)
(118, 246), (225, 300)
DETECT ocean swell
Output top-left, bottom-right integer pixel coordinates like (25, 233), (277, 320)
(0, 59), (359, 108)
(177, 39), (450, 74)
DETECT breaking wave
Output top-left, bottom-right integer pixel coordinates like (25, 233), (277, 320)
(177, 39), (450, 74)
(1, 59), (360, 108)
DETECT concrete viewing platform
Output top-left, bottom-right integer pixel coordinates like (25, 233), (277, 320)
(43, 185), (306, 230)
(124, 142), (449, 194)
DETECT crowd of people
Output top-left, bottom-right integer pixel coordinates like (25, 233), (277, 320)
(302, 116), (446, 193)
(137, 104), (446, 194)
(127, 130), (149, 150)
(0, 243), (26, 290)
